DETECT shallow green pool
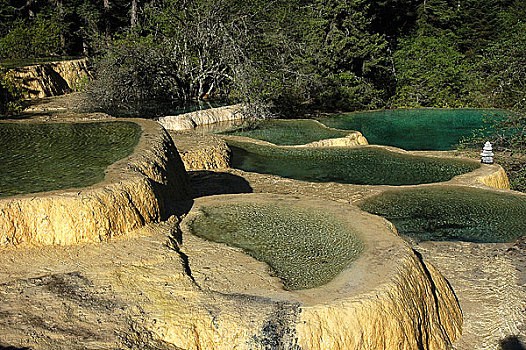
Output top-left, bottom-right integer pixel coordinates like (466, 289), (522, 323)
(0, 121), (141, 197)
(229, 141), (479, 186)
(317, 109), (506, 151)
(189, 203), (363, 290)
(358, 186), (526, 243)
(222, 119), (349, 145)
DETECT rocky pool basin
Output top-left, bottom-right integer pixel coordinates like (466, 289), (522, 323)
(226, 137), (481, 186)
(358, 185), (526, 243)
(219, 119), (367, 146)
(0, 118), (189, 249)
(173, 193), (463, 349)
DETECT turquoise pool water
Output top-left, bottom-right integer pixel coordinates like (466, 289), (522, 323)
(189, 203), (363, 290)
(317, 109), (506, 151)
(0, 121), (141, 197)
(358, 186), (526, 243)
(228, 140), (480, 186)
(221, 119), (349, 145)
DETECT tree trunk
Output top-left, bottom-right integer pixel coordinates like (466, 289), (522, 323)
(130, 0), (137, 28)
(103, 0), (110, 41)
(57, 0), (65, 53)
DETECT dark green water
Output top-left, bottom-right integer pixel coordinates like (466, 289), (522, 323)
(189, 203), (363, 290)
(229, 140), (479, 186)
(358, 186), (526, 243)
(317, 109), (506, 151)
(222, 119), (349, 145)
(0, 121), (141, 197)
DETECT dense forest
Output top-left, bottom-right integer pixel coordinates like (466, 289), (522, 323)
(0, 0), (524, 116)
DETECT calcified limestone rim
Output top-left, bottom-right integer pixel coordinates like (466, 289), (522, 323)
(10, 58), (92, 99)
(222, 131), (509, 191)
(221, 118), (369, 147)
(0, 118), (189, 249)
(158, 104), (246, 131)
(179, 193), (462, 349)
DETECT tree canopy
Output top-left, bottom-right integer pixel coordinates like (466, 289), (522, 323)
(0, 0), (524, 116)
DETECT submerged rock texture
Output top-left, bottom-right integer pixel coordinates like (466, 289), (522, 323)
(11, 58), (91, 99)
(0, 119), (189, 249)
(158, 104), (244, 130)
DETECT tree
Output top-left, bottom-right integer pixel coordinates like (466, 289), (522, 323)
(390, 33), (468, 107)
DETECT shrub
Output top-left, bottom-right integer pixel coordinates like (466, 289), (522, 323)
(0, 70), (26, 116)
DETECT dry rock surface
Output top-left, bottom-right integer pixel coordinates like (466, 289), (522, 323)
(158, 104), (244, 131)
(10, 59), (91, 99)
(0, 194), (463, 350)
(169, 130), (231, 170)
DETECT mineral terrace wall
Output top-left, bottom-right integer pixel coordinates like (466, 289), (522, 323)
(10, 58), (92, 99)
(158, 104), (245, 131)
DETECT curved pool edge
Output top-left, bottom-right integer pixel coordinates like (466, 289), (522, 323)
(222, 132), (512, 192)
(220, 118), (369, 148)
(173, 193), (462, 350)
(0, 118), (190, 249)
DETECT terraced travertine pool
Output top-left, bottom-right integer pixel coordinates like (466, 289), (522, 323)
(228, 140), (480, 186)
(0, 121), (141, 197)
(221, 119), (349, 145)
(188, 202), (363, 290)
(317, 109), (507, 151)
(358, 186), (526, 243)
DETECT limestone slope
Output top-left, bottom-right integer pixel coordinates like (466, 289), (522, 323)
(10, 58), (91, 99)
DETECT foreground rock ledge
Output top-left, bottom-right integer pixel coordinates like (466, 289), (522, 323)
(0, 118), (189, 249)
(0, 194), (462, 349)
(171, 194), (462, 350)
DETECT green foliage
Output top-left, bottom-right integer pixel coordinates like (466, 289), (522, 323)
(0, 71), (26, 117)
(293, 0), (393, 111)
(0, 16), (64, 59)
(87, 35), (180, 115)
(0, 0), (523, 117)
(390, 33), (468, 108)
(468, 23), (526, 110)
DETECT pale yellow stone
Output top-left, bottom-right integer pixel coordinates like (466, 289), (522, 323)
(10, 58), (91, 99)
(170, 131), (231, 170)
(475, 165), (511, 189)
(159, 104), (245, 131)
(148, 194), (463, 350)
(299, 131), (369, 147)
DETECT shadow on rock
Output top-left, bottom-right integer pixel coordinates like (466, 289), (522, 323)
(500, 336), (526, 350)
(189, 171), (253, 198)
(0, 346), (31, 350)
